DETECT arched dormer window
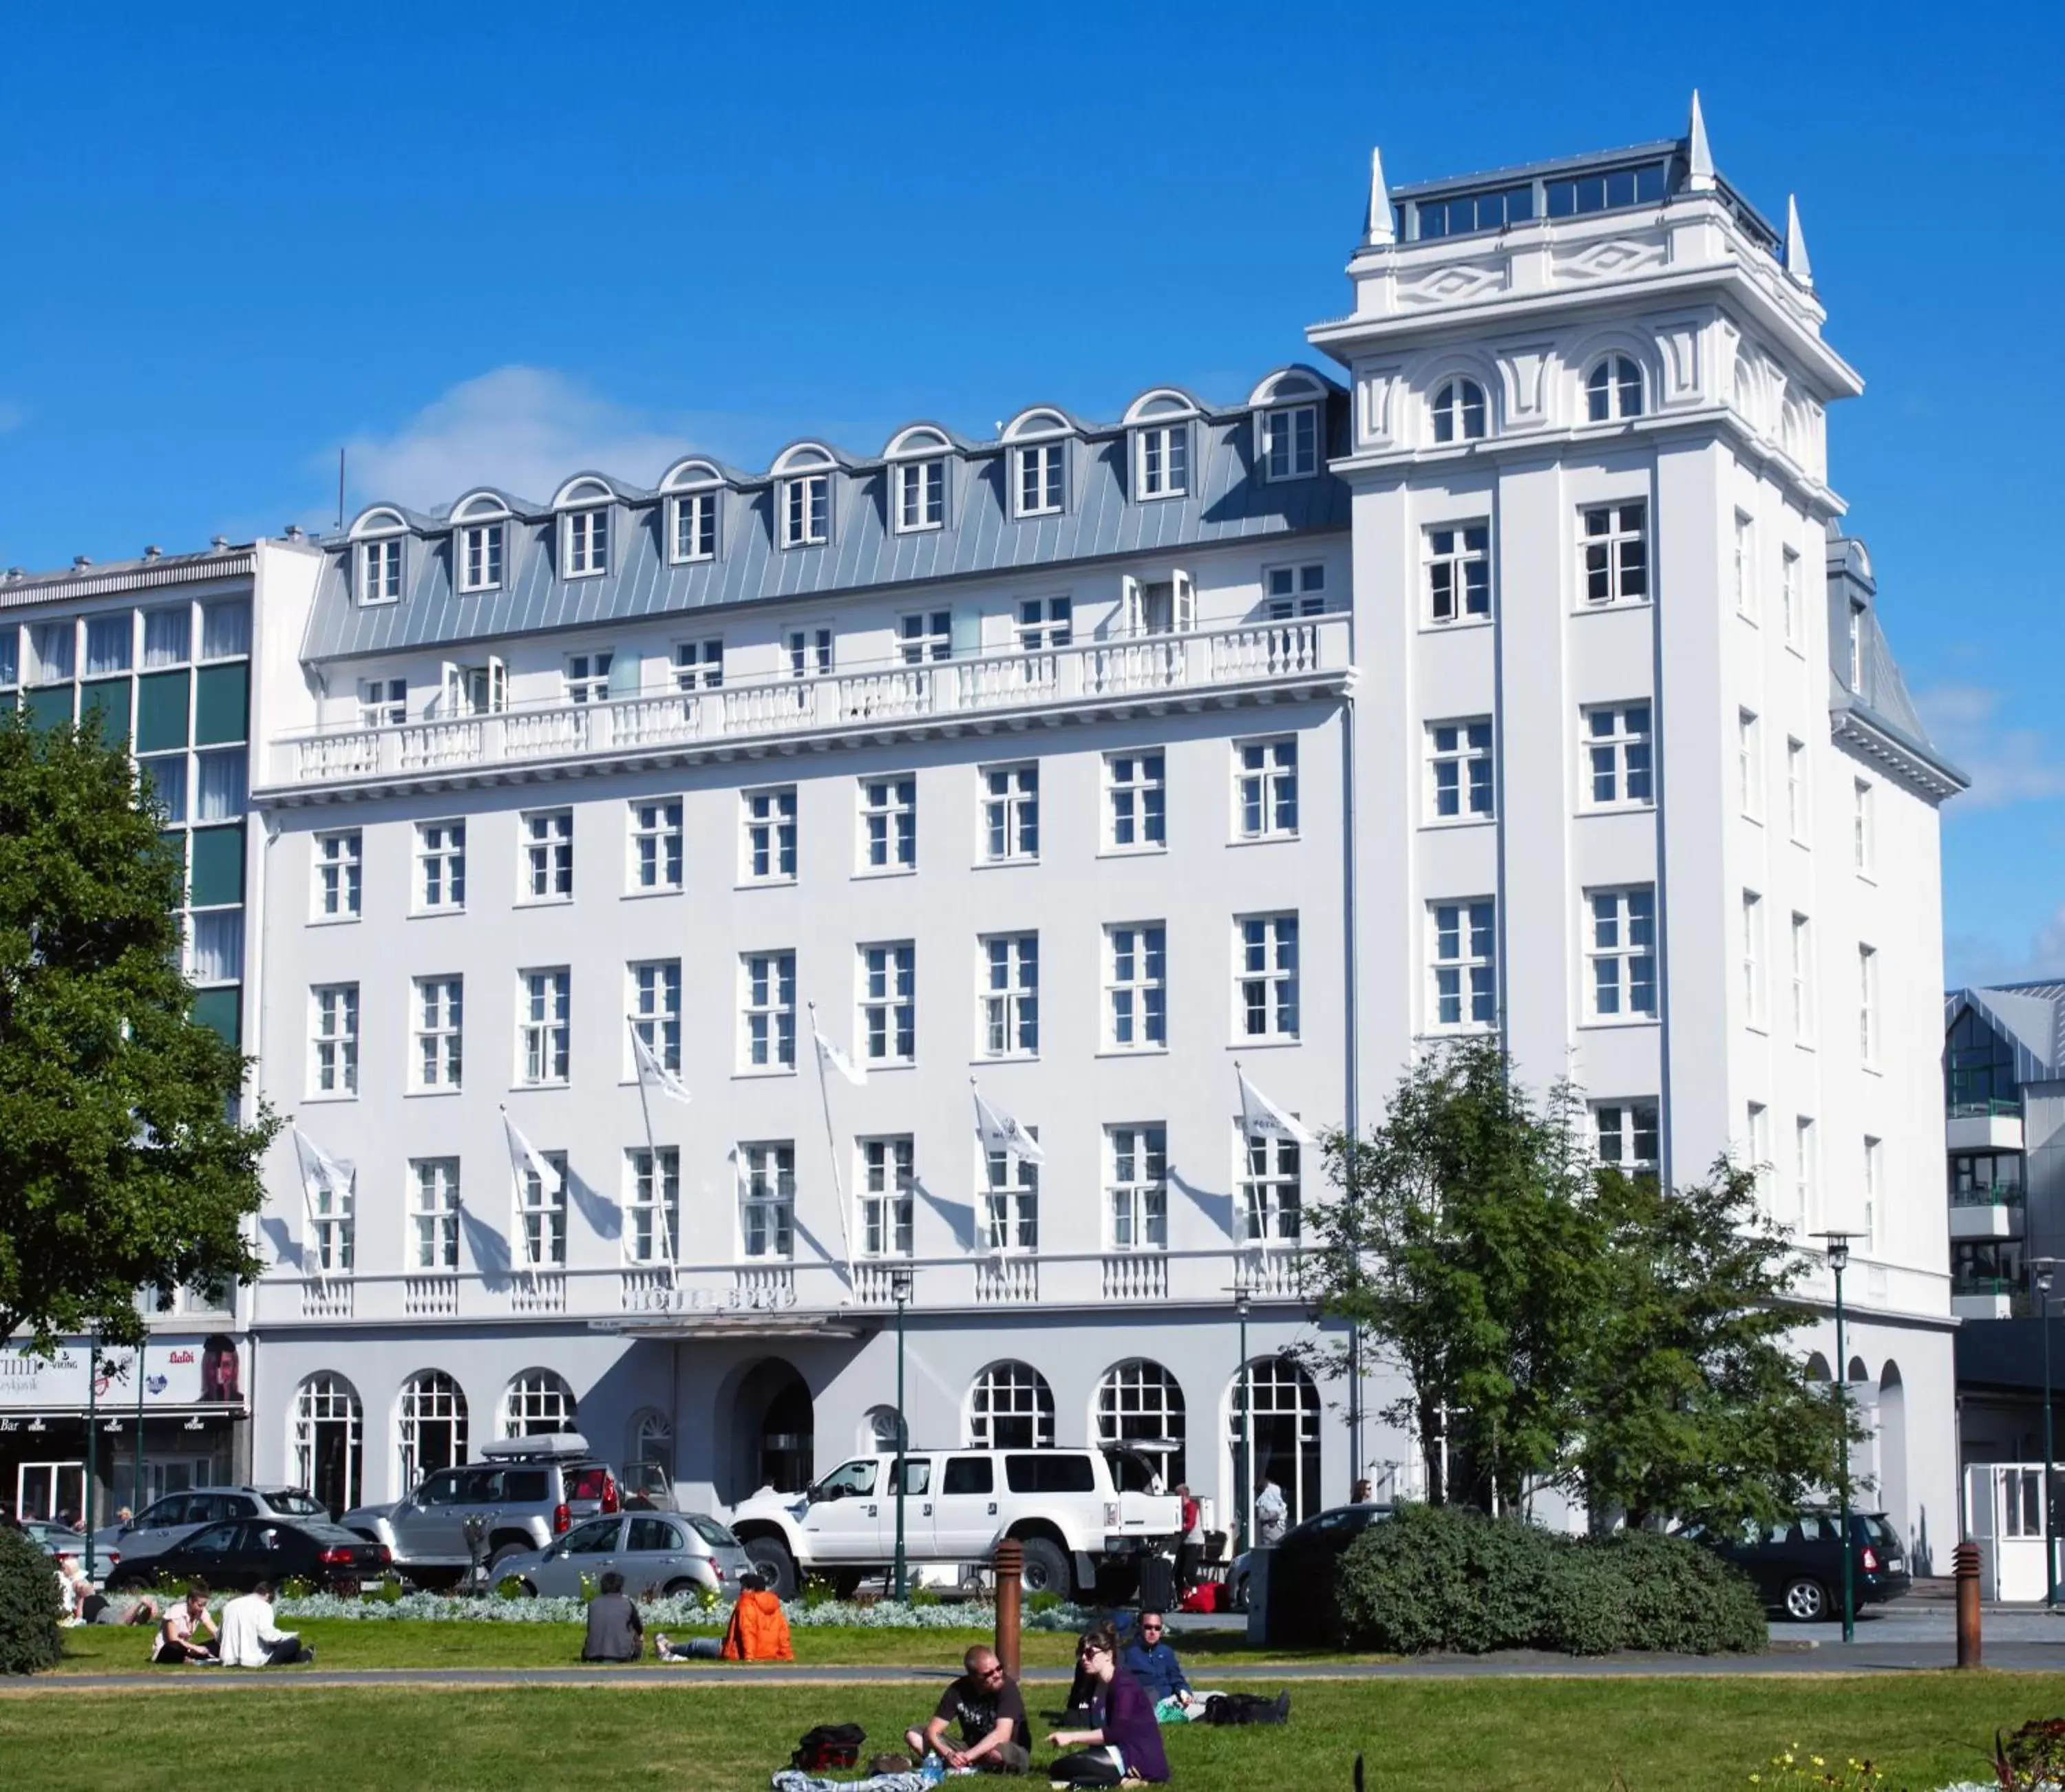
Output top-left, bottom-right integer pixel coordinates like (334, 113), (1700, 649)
(348, 507), (410, 606)
(770, 444), (836, 550)
(659, 459), (725, 565)
(1001, 407), (1073, 521)
(1125, 390), (1198, 502)
(883, 425), (951, 535)
(1431, 378), (1488, 444)
(553, 476), (613, 579)
(449, 491), (511, 595)
(1585, 356), (1644, 423)
(1250, 368), (1328, 481)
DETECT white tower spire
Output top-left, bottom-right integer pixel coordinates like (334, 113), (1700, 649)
(1784, 194), (1814, 287)
(1686, 89), (1716, 192)
(1364, 146), (1395, 246)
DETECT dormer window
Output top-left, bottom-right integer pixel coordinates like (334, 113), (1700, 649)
(565, 507), (608, 577)
(895, 458), (946, 533)
(783, 473), (829, 548)
(1017, 442), (1063, 517)
(1135, 423), (1188, 500)
(1585, 356), (1644, 423)
(1262, 405), (1318, 480)
(459, 522), (504, 593)
(673, 490), (718, 561)
(359, 537), (403, 605)
(1432, 379), (1488, 443)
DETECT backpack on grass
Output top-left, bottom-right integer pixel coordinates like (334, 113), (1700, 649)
(791, 1724), (866, 1771)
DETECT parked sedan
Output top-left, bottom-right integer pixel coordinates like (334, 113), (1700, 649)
(19, 1521), (100, 1566)
(494, 1511), (751, 1599)
(1228, 1503), (1394, 1611)
(1678, 1510), (1911, 1622)
(94, 1486), (330, 1569)
(109, 1517), (390, 1593)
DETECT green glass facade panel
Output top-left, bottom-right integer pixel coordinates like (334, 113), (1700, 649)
(189, 824), (246, 908)
(191, 986), (241, 1046)
(193, 662), (249, 747)
(23, 685), (74, 730)
(136, 671), (190, 753)
(78, 677), (132, 747)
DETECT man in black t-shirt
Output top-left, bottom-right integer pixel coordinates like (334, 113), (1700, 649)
(904, 1645), (1030, 1773)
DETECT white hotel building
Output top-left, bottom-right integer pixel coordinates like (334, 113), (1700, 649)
(240, 103), (1964, 1566)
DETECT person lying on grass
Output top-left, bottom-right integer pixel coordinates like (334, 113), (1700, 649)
(904, 1644), (1030, 1774)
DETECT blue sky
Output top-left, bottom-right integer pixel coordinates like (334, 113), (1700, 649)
(2, 2), (2059, 985)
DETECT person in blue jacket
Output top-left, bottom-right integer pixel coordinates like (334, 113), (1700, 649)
(1119, 1611), (1193, 1714)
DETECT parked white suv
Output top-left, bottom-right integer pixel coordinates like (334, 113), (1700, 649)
(726, 1445), (1180, 1599)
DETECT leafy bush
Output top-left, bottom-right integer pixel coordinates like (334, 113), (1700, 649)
(493, 1575), (526, 1601)
(1026, 1590), (1064, 1615)
(368, 1576), (405, 1606)
(904, 1583), (941, 1609)
(800, 1575), (837, 1610)
(1331, 1502), (1766, 1656)
(0, 1527), (63, 1674)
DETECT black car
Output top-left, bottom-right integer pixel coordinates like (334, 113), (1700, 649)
(1229, 1503), (1393, 1611)
(1680, 1510), (1910, 1622)
(110, 1517), (390, 1593)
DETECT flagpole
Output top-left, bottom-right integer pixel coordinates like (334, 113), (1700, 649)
(808, 1002), (856, 1286)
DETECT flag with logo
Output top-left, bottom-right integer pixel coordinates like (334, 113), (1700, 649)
(972, 1085), (1046, 1165)
(1236, 1065), (1317, 1149)
(500, 1106), (562, 1195)
(631, 1027), (692, 1106)
(813, 1014), (867, 1088)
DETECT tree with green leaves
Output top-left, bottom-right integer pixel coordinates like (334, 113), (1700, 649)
(0, 710), (274, 1350)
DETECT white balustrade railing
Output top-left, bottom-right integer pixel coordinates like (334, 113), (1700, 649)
(620, 1268), (675, 1309)
(272, 619), (1349, 789)
(301, 1279), (354, 1320)
(511, 1272), (566, 1314)
(1101, 1255), (1169, 1302)
(973, 1255), (1039, 1304)
(403, 1275), (458, 1317)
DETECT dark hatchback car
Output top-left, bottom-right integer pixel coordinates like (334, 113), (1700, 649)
(1680, 1511), (1910, 1622)
(111, 1517), (390, 1594)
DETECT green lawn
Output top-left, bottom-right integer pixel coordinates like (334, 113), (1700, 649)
(1, 1675), (2059, 1789)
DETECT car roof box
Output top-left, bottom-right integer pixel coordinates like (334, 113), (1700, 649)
(480, 1431), (591, 1460)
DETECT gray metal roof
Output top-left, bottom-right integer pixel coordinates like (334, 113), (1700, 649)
(303, 381), (1351, 662)
(1946, 985), (2065, 1084)
(0, 545), (260, 610)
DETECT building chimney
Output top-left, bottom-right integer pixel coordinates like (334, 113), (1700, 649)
(143, 544), (162, 562)
(72, 555), (93, 570)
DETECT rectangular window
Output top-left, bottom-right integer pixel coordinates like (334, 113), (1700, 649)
(1105, 924), (1167, 1049)
(1747, 1102), (1771, 1186)
(1237, 913), (1300, 1040)
(983, 1142), (1039, 1251)
(860, 775), (917, 871)
(1734, 511), (1756, 617)
(1263, 405), (1319, 480)
(629, 959), (683, 1074)
(413, 976), (463, 1091)
(741, 951), (797, 1071)
(410, 1159), (460, 1271)
(671, 491), (718, 562)
(783, 474), (830, 547)
(313, 830), (361, 919)
(1786, 738), (1808, 842)
(629, 798), (684, 892)
(360, 677), (407, 729)
(566, 508), (608, 577)
(858, 1136), (915, 1255)
(786, 627), (833, 678)
(566, 652), (613, 705)
(1427, 719), (1494, 822)
(310, 984), (359, 1096)
(743, 787), (798, 882)
(459, 522), (505, 593)
(1593, 1100), (1661, 1177)
(739, 1142), (796, 1259)
(1242, 1134), (1302, 1242)
(521, 808), (574, 901)
(1107, 1124), (1169, 1250)
(1016, 596), (1072, 652)
(142, 754), (186, 822)
(1853, 780), (1874, 876)
(519, 968), (571, 1086)
(309, 1158), (354, 1272)
(0, 630), (14, 689)
(1790, 913), (1814, 1043)
(979, 933), (1039, 1058)
(1738, 709), (1761, 818)
(1847, 603), (1865, 690)
(1135, 425), (1187, 498)
(85, 613), (131, 676)
(1781, 547), (1801, 647)
(360, 538), (402, 605)
(1587, 888), (1658, 1021)
(895, 460), (946, 532)
(188, 910), (242, 984)
(1430, 899), (1496, 1030)
(1742, 892), (1766, 1026)
(898, 610), (952, 664)
(859, 942), (916, 1065)
(982, 764), (1039, 862)
(416, 820), (465, 912)
(28, 620), (73, 684)
(142, 606), (191, 668)
(1236, 738), (1298, 839)
(1580, 501), (1649, 605)
(1426, 523), (1491, 623)
(200, 599), (250, 660)
(1105, 750), (1166, 850)
(1858, 944), (1879, 1065)
(194, 749), (246, 820)
(517, 1150), (569, 1267)
(1794, 1116), (1817, 1232)
(1265, 563), (1329, 619)
(673, 639), (724, 690)
(1015, 442), (1064, 518)
(1583, 704), (1653, 808)
(1862, 1136), (1882, 1251)
(626, 1147), (679, 1263)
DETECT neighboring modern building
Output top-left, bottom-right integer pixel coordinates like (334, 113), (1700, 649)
(0, 539), (321, 1517)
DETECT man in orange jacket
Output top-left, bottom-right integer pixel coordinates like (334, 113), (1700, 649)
(719, 1573), (794, 1662)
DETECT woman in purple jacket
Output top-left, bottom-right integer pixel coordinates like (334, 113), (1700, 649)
(1046, 1621), (1171, 1784)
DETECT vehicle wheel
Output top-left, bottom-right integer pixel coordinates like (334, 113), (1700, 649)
(661, 1578), (699, 1599)
(1016, 1537), (1072, 1599)
(485, 1544), (531, 1578)
(743, 1535), (797, 1600)
(1781, 1577), (1830, 1622)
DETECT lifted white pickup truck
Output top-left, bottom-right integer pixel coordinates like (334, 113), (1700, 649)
(726, 1444), (1180, 1599)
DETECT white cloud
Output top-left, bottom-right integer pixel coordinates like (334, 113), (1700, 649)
(1947, 905), (2065, 990)
(337, 367), (748, 515)
(1914, 682), (2065, 811)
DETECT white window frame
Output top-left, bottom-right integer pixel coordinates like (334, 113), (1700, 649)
(416, 820), (466, 913)
(978, 932), (1039, 1059)
(458, 522), (505, 594)
(410, 1158), (460, 1272)
(1431, 377), (1488, 442)
(858, 941), (915, 1066)
(1793, 1116), (1818, 1233)
(1106, 1124), (1169, 1251)
(625, 1146), (679, 1264)
(1585, 356), (1643, 423)
(670, 489), (719, 564)
(980, 763), (1039, 863)
(786, 626), (832, 678)
(1858, 943), (1880, 1067)
(1746, 1102), (1772, 1192)
(1426, 718), (1494, 823)
(516, 1149), (569, 1268)
(781, 473), (830, 548)
(1585, 887), (1658, 1022)
(1847, 602), (1866, 690)
(898, 610), (952, 665)
(1104, 749), (1166, 852)
(982, 1139), (1039, 1252)
(628, 797), (684, 893)
(1742, 891), (1766, 1028)
(310, 983), (359, 1097)
(893, 459), (946, 533)
(359, 537), (403, 606)
(628, 959), (683, 1076)
(1241, 1132), (1302, 1243)
(1134, 423), (1189, 499)
(1738, 707), (1762, 820)
(1236, 912), (1300, 1041)
(1853, 780), (1875, 877)
(1579, 501), (1649, 606)
(520, 808), (574, 902)
(1790, 913), (1815, 1045)
(1582, 703), (1653, 809)
(359, 677), (407, 729)
(1264, 562), (1328, 619)
(739, 1142), (796, 1259)
(412, 974), (463, 1092)
(1786, 738), (1809, 842)
(742, 787), (798, 884)
(565, 651), (614, 705)
(1235, 736), (1298, 840)
(859, 774), (917, 872)
(1593, 1100), (1660, 1177)
(1781, 547), (1802, 650)
(673, 639), (723, 690)
(313, 830), (362, 921)
(563, 506), (608, 578)
(1733, 511), (1757, 618)
(1015, 597), (1072, 652)
(1105, 922), (1167, 1051)
(308, 1162), (354, 1272)
(1428, 899), (1497, 1032)
(740, 950), (796, 1071)
(518, 968), (571, 1087)
(1014, 441), (1065, 518)
(1262, 404), (1319, 481)
(1425, 522), (1491, 625)
(857, 1136), (915, 1257)
(1862, 1136), (1882, 1250)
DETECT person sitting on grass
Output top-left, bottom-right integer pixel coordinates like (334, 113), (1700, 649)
(152, 1583), (219, 1664)
(719, 1571), (794, 1662)
(904, 1645), (1030, 1775)
(582, 1570), (645, 1662)
(58, 1557), (158, 1630)
(1045, 1622), (1169, 1786)
(218, 1582), (314, 1667)
(1121, 1611), (1200, 1720)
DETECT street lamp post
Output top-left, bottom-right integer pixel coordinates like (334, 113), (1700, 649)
(891, 1264), (913, 1603)
(2034, 1259), (2058, 1609)
(1814, 1231), (1857, 1644)
(83, 1344), (99, 1582)
(1233, 1282), (1253, 1555)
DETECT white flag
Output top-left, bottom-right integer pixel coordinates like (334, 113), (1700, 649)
(292, 1124), (354, 1223)
(501, 1107), (562, 1195)
(1237, 1065), (1317, 1149)
(813, 1016), (867, 1088)
(631, 1028), (692, 1107)
(973, 1086), (1046, 1165)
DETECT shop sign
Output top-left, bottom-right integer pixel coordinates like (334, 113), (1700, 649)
(0, 1334), (244, 1412)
